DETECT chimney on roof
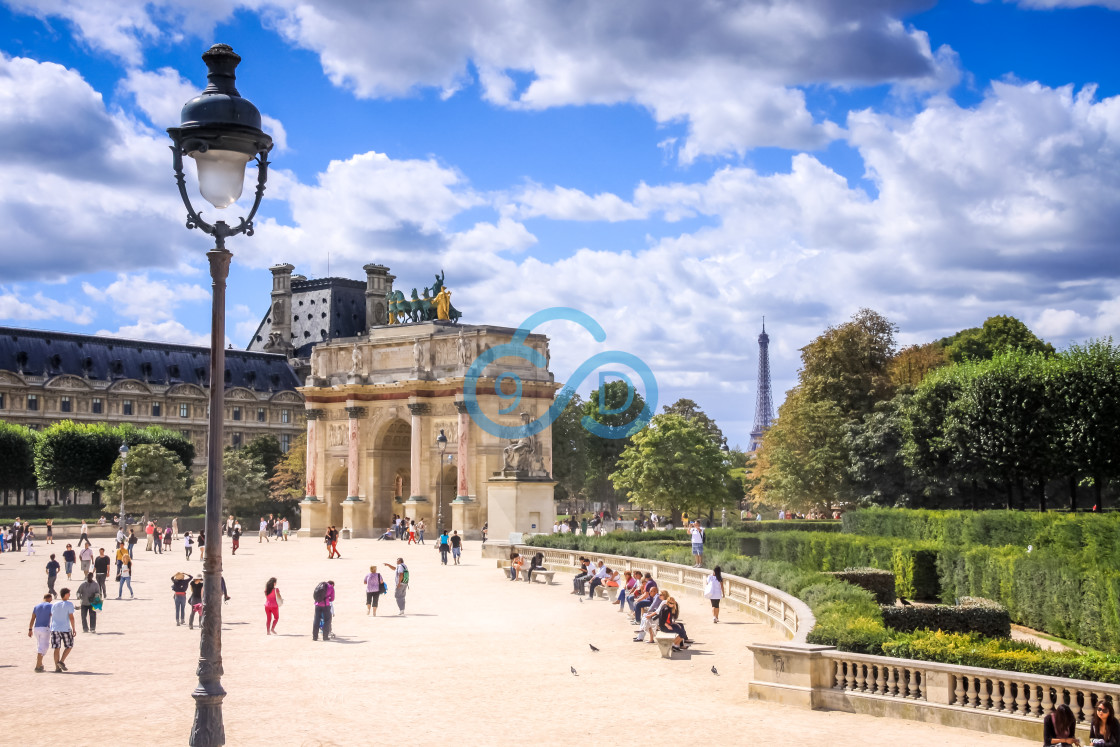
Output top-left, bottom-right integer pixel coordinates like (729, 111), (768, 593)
(266, 263), (296, 356)
(364, 263), (394, 328)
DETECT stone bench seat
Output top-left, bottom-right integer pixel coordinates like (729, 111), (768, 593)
(655, 632), (677, 659)
(526, 569), (555, 584)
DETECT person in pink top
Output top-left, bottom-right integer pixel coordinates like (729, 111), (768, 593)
(264, 577), (281, 635)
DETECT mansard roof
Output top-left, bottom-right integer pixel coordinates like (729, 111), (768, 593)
(0, 327), (301, 393)
(246, 276), (367, 358)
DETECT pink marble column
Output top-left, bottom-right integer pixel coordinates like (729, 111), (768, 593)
(407, 402), (428, 498)
(304, 409), (324, 501)
(345, 406), (366, 500)
(454, 400), (470, 499)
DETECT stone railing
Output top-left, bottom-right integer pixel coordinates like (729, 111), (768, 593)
(750, 642), (1120, 741)
(512, 544), (813, 641)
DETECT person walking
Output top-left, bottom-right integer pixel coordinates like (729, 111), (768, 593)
(171, 572), (192, 626)
(407, 521), (417, 545)
(24, 526), (35, 555)
(49, 588), (76, 672)
(93, 548), (110, 596)
(127, 529), (139, 559)
(164, 525), (172, 548)
(704, 566), (725, 622)
(76, 573), (101, 633)
(153, 527), (162, 554)
(45, 518), (54, 544)
(282, 518), (290, 541)
(62, 544), (77, 580)
(363, 566), (384, 616)
(172, 517), (179, 539)
(230, 522), (242, 555)
(437, 530), (450, 565)
(259, 517), (269, 543)
(78, 542), (93, 577)
(328, 526), (341, 559)
(384, 558), (408, 616)
(78, 520), (89, 546)
(188, 575), (204, 630)
(417, 519), (426, 545)
(117, 561), (134, 599)
(450, 530), (462, 565)
(183, 531), (194, 560)
(264, 577), (281, 634)
(28, 592), (53, 672)
(312, 579), (334, 641)
(197, 531), (205, 560)
(689, 521), (705, 568)
(45, 554), (61, 595)
(145, 521), (155, 551)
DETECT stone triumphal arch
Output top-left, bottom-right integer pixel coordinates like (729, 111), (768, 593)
(299, 320), (557, 539)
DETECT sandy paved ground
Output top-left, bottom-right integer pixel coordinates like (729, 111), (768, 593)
(0, 535), (1032, 746)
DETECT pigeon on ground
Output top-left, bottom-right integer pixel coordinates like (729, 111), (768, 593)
(579, 597), (583, 603)
(589, 644), (599, 652)
(570, 666), (578, 676)
(711, 666), (719, 675)
(899, 597), (912, 607)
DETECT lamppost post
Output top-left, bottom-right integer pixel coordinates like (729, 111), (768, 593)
(167, 43), (272, 747)
(118, 443), (129, 534)
(436, 429), (447, 532)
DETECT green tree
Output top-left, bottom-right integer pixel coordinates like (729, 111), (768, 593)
(798, 308), (898, 420)
(1050, 340), (1120, 511)
(845, 393), (919, 506)
(35, 421), (120, 493)
(609, 413), (736, 522)
(550, 389), (589, 508)
(583, 379), (647, 513)
(0, 421), (38, 503)
(755, 390), (850, 514)
(97, 443), (190, 520)
(900, 365), (977, 508)
(889, 343), (949, 388)
(940, 315), (1055, 363)
(141, 426), (195, 470)
(269, 432), (306, 505)
(243, 435), (283, 479)
(191, 448), (269, 516)
(662, 397), (726, 448)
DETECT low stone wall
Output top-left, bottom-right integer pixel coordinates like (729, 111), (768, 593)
(509, 544), (813, 641)
(749, 641), (1119, 742)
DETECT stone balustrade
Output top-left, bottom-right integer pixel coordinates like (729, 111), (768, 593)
(512, 544), (813, 641)
(750, 642), (1120, 741)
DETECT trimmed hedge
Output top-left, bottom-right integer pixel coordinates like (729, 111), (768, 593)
(881, 598), (1011, 638)
(827, 568), (895, 605)
(843, 508), (1120, 564)
(937, 545), (1120, 652)
(758, 532), (940, 600)
(882, 631), (1120, 684)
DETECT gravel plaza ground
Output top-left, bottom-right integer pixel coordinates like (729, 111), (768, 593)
(0, 533), (1033, 746)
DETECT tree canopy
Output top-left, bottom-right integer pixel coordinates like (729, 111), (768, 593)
(269, 432), (306, 506)
(939, 315), (1055, 363)
(550, 389), (589, 506)
(191, 447), (269, 516)
(583, 379), (648, 511)
(97, 443), (191, 519)
(0, 421), (38, 492)
(798, 308), (898, 420)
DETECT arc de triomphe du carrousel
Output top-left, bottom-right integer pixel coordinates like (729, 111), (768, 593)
(297, 271), (558, 542)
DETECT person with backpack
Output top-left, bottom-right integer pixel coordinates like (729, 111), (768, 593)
(383, 558), (408, 615)
(312, 580), (334, 640)
(363, 566), (385, 616)
(689, 521), (705, 568)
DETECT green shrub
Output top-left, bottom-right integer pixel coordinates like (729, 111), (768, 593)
(880, 597), (1011, 638)
(881, 630), (1120, 684)
(826, 568), (895, 605)
(759, 532), (939, 599)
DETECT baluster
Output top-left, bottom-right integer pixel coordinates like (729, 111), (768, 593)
(845, 661), (856, 691)
(901, 668), (912, 699)
(952, 675), (964, 706)
(1015, 680), (1028, 716)
(962, 676), (975, 708)
(1077, 691), (1091, 725)
(913, 670), (923, 700)
(830, 660), (841, 689)
(885, 666), (897, 697)
(858, 663), (869, 692)
(874, 664), (886, 695)
(981, 678), (993, 709)
(998, 679), (1012, 712)
(1026, 682), (1038, 717)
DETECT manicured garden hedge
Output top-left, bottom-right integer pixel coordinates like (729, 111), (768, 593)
(758, 532), (939, 600)
(880, 597), (1011, 638)
(826, 568), (895, 605)
(938, 545), (1120, 652)
(843, 508), (1120, 564)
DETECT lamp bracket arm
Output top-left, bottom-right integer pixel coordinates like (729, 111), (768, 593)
(170, 145), (215, 235)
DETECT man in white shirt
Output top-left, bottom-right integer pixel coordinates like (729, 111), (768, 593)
(259, 518), (269, 543)
(689, 522), (705, 568)
(586, 560), (609, 599)
(49, 588), (76, 672)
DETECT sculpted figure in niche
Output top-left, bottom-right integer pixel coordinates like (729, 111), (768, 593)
(457, 330), (471, 367)
(502, 412), (536, 472)
(350, 343), (361, 375)
(413, 339), (423, 370)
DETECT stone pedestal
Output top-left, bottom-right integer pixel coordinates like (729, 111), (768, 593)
(299, 498), (328, 537)
(342, 498), (372, 538)
(451, 497), (481, 541)
(403, 496), (429, 524)
(486, 475), (555, 543)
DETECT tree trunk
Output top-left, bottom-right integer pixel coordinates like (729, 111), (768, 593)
(1037, 477), (1046, 512)
(1094, 474), (1104, 512)
(970, 480), (979, 511)
(1069, 475), (1077, 512)
(1005, 480), (1014, 510)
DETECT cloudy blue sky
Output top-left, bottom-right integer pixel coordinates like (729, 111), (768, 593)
(1, 0), (1119, 447)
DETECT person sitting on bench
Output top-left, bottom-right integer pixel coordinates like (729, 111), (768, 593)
(660, 595), (690, 651)
(528, 553), (546, 576)
(634, 590), (666, 642)
(571, 558), (591, 595)
(632, 573), (658, 622)
(586, 561), (609, 599)
(509, 551), (525, 581)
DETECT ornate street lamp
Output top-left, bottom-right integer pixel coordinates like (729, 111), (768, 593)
(436, 429), (448, 532)
(167, 43), (272, 747)
(118, 442), (129, 535)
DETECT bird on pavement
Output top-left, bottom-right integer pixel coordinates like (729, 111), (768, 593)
(711, 666), (719, 675)
(899, 597), (912, 606)
(589, 644), (599, 652)
(570, 666), (578, 676)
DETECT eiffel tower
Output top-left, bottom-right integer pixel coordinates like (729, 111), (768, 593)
(748, 319), (774, 452)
